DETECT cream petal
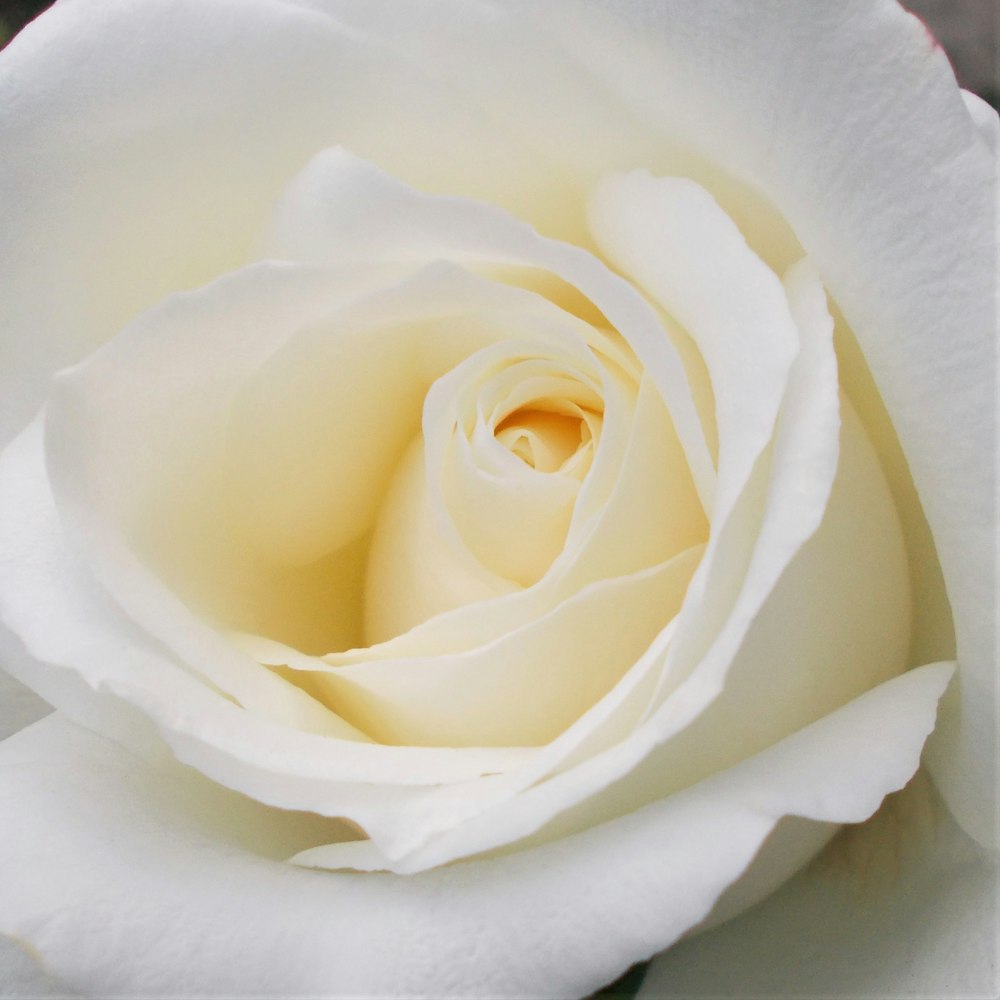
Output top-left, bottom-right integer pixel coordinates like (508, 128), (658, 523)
(446, 422), (580, 586)
(263, 146), (716, 506)
(0, 419), (539, 810)
(644, 256), (841, 712)
(559, 374), (707, 584)
(293, 223), (839, 865)
(300, 656), (951, 897)
(366, 394), (903, 870)
(0, 664), (950, 994)
(363, 308), (638, 638)
(556, 400), (912, 830)
(351, 256), (851, 865)
(363, 434), (519, 646)
(43, 263), (391, 729)
(226, 262), (609, 576)
(42, 252), (623, 691)
(569, 256), (843, 772)
(297, 548), (700, 748)
(639, 773), (999, 999)
(580, 184), (836, 726)
(334, 369), (704, 669)
(534, 0), (997, 848)
(0, 0), (557, 447)
(421, 336), (603, 589)
(589, 171), (799, 523)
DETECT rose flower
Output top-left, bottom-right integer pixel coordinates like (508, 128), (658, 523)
(0, 1), (995, 997)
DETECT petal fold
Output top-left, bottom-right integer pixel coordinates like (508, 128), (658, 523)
(0, 662), (950, 995)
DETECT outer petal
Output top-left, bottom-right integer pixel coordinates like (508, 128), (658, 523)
(639, 774), (999, 999)
(0, 0), (566, 446)
(0, 664), (950, 997)
(294, 549), (699, 747)
(262, 146), (716, 504)
(522, 0), (997, 845)
(0, 422), (539, 807)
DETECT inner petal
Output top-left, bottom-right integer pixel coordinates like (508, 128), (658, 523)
(496, 407), (587, 473)
(443, 354), (610, 587)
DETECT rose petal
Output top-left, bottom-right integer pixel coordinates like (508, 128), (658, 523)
(961, 90), (1000, 148)
(312, 0), (805, 274)
(528, 0), (997, 847)
(0, 419), (540, 800)
(320, 370), (704, 669)
(289, 548), (700, 748)
(362, 397), (908, 870)
(0, 0), (556, 446)
(589, 170), (799, 543)
(43, 263), (392, 729)
(41, 253), (631, 686)
(262, 146), (717, 506)
(359, 435), (520, 646)
(0, 662), (950, 995)
(639, 773), (999, 999)
(298, 659), (951, 878)
(587, 173), (811, 710)
(362, 257), (877, 868)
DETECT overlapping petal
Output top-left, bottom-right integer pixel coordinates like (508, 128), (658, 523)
(639, 773), (999, 999)
(0, 2), (991, 996)
(1, 144), (925, 877)
(523, 0), (996, 846)
(0, 663), (950, 995)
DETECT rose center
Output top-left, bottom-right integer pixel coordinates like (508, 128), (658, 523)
(494, 406), (590, 473)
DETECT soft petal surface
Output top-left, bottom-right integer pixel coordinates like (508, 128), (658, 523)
(0, 0), (585, 446)
(639, 773), (999, 999)
(288, 549), (700, 748)
(262, 146), (716, 505)
(0, 663), (950, 996)
(360, 395), (909, 872)
(0, 420), (540, 807)
(524, 0), (997, 845)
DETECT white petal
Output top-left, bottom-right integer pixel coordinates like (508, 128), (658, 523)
(369, 398), (908, 871)
(44, 263), (392, 730)
(529, 0), (997, 847)
(337, 370), (705, 668)
(301, 659), (951, 876)
(316, 0), (806, 274)
(589, 171), (799, 538)
(263, 146), (716, 506)
(0, 663), (949, 995)
(0, 0), (548, 445)
(961, 90), (999, 149)
(0, 420), (537, 804)
(639, 773), (999, 999)
(306, 549), (699, 747)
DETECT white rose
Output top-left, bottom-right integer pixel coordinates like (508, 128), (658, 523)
(0, 1), (994, 997)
